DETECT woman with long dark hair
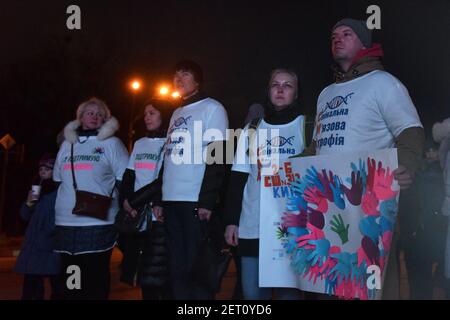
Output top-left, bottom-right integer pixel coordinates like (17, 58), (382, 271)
(119, 99), (173, 299)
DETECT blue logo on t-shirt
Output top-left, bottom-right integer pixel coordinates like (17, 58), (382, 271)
(266, 136), (295, 147)
(173, 116), (192, 128)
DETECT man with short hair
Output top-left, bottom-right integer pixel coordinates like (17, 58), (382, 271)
(162, 60), (229, 299)
(304, 19), (425, 299)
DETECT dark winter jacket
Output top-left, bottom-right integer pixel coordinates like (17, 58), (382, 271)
(119, 168), (169, 290)
(14, 190), (61, 275)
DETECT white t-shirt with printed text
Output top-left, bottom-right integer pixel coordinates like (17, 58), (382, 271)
(314, 70), (422, 155)
(128, 137), (165, 191)
(232, 116), (305, 239)
(162, 97), (228, 202)
(53, 136), (129, 226)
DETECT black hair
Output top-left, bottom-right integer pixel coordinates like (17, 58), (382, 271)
(173, 59), (204, 86)
(142, 98), (174, 138)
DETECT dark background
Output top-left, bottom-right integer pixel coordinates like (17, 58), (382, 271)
(1, 0), (449, 233)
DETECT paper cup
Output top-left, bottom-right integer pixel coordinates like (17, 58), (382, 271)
(31, 185), (41, 200)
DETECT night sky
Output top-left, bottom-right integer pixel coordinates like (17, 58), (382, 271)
(1, 1), (450, 229)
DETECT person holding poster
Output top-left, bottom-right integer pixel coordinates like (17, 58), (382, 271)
(302, 19), (424, 299)
(224, 68), (312, 299)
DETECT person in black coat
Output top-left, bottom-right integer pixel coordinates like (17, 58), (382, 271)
(118, 99), (173, 300)
(14, 154), (62, 300)
(399, 139), (447, 299)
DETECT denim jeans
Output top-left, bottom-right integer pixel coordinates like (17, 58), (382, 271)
(241, 256), (302, 300)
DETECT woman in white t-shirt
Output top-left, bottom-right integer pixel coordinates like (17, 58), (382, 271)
(224, 69), (310, 300)
(53, 97), (129, 300)
(118, 99), (173, 299)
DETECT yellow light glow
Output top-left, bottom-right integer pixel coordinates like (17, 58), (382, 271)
(171, 91), (180, 98)
(131, 80), (141, 91)
(159, 86), (169, 95)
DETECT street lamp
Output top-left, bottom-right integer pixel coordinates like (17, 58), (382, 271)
(159, 86), (169, 95)
(131, 80), (141, 91)
(128, 79), (142, 152)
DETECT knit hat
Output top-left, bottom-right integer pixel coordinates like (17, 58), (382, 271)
(38, 153), (55, 169)
(332, 18), (372, 48)
(173, 60), (204, 86)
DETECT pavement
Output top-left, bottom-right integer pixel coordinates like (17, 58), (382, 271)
(0, 235), (237, 300)
(0, 235), (446, 300)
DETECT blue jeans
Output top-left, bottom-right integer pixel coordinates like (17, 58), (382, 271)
(241, 256), (302, 300)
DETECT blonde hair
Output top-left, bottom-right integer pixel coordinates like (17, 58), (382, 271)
(269, 68), (299, 99)
(76, 97), (111, 122)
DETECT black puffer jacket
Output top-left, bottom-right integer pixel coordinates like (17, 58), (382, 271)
(137, 222), (169, 288)
(118, 169), (169, 292)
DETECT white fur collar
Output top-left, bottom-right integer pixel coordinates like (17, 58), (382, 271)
(432, 118), (450, 143)
(63, 117), (119, 144)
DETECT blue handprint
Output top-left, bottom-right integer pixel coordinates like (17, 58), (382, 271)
(284, 227), (308, 254)
(325, 276), (337, 295)
(287, 194), (308, 211)
(304, 166), (326, 194)
(329, 252), (352, 283)
(306, 238), (331, 267)
(287, 226), (309, 237)
(359, 216), (381, 243)
(290, 176), (310, 195)
(284, 235), (299, 254)
(380, 216), (394, 233)
(291, 247), (313, 275)
(379, 197), (398, 223)
(330, 176), (346, 209)
(350, 253), (366, 288)
(350, 159), (367, 192)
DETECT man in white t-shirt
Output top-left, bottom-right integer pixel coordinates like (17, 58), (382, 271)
(300, 19), (425, 299)
(162, 60), (229, 299)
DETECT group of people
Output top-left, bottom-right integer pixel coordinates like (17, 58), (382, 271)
(13, 18), (450, 300)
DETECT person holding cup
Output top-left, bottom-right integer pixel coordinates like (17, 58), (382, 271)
(14, 153), (63, 300)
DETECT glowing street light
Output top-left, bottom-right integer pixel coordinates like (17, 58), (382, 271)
(131, 80), (142, 91)
(159, 86), (169, 95)
(171, 91), (180, 98)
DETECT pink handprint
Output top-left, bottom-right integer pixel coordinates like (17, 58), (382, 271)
(352, 281), (368, 300)
(308, 208), (325, 230)
(341, 171), (363, 206)
(303, 186), (328, 213)
(361, 236), (380, 266)
(317, 169), (335, 202)
(281, 211), (307, 228)
(373, 164), (398, 200)
(357, 245), (373, 268)
(320, 246), (341, 276)
(366, 158), (377, 192)
(381, 230), (393, 252)
(335, 279), (354, 300)
(304, 263), (322, 285)
(379, 255), (387, 272)
(297, 223), (325, 249)
(361, 190), (380, 216)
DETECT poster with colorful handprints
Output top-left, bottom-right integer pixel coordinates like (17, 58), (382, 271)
(259, 148), (399, 300)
